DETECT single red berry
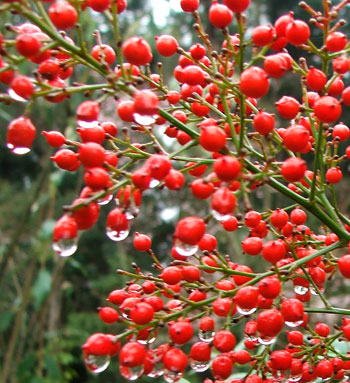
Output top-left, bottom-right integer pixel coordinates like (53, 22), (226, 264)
(189, 342), (212, 362)
(175, 216), (205, 245)
(213, 330), (236, 352)
(122, 37), (153, 66)
(211, 355), (233, 380)
(270, 350), (292, 370)
(78, 142), (105, 168)
(240, 66), (269, 98)
(253, 111), (275, 135)
(133, 90), (159, 117)
(42, 131), (66, 147)
(199, 125), (227, 152)
(91, 44), (116, 65)
(10, 75), (34, 100)
(242, 237), (263, 255)
(224, 0), (250, 13)
(262, 240), (287, 264)
(276, 96), (300, 119)
(209, 2), (233, 29)
(83, 333), (113, 356)
(257, 308), (284, 337)
(258, 276), (281, 299)
(98, 307), (119, 324)
(306, 67), (327, 91)
(161, 266), (183, 285)
(53, 215), (78, 243)
(87, 0), (111, 12)
(285, 20), (310, 45)
(180, 0), (199, 12)
(119, 342), (146, 367)
(252, 24), (275, 46)
(326, 31), (347, 52)
(163, 347), (188, 372)
(16, 33), (41, 58)
(169, 321), (194, 344)
(155, 34), (178, 57)
(7, 116), (36, 154)
(281, 298), (304, 323)
(48, 1), (78, 30)
(326, 167), (342, 184)
(133, 233), (152, 252)
(130, 302), (154, 325)
(314, 96), (342, 123)
(281, 157), (307, 182)
(51, 149), (80, 171)
(214, 156), (241, 181)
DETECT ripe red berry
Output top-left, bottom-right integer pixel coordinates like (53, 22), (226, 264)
(163, 347), (188, 372)
(78, 142), (105, 168)
(211, 354), (233, 380)
(98, 307), (119, 324)
(224, 0), (250, 13)
(326, 31), (347, 52)
(285, 20), (310, 45)
(48, 1), (78, 30)
(155, 35), (178, 57)
(270, 350), (292, 370)
(314, 96), (342, 123)
(180, 0), (199, 12)
(276, 96), (300, 119)
(42, 131), (66, 147)
(326, 167), (342, 184)
(16, 33), (41, 58)
(199, 125), (226, 152)
(258, 276), (281, 299)
(253, 111), (275, 135)
(7, 116), (36, 154)
(91, 44), (116, 65)
(122, 37), (153, 66)
(119, 342), (146, 367)
(213, 330), (236, 352)
(214, 156), (241, 181)
(281, 298), (304, 323)
(281, 157), (307, 182)
(240, 66), (269, 98)
(262, 240), (287, 264)
(209, 2), (233, 29)
(130, 302), (154, 325)
(257, 308), (284, 337)
(133, 233), (152, 252)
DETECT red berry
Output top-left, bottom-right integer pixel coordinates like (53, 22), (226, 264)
(180, 0), (199, 12)
(91, 44), (116, 65)
(257, 308), (284, 337)
(281, 157), (307, 182)
(98, 307), (119, 324)
(155, 34), (178, 57)
(240, 66), (269, 98)
(48, 1), (78, 30)
(213, 330), (236, 352)
(122, 37), (153, 66)
(163, 347), (188, 372)
(130, 302), (154, 325)
(326, 31), (347, 52)
(133, 233), (152, 252)
(209, 2), (233, 29)
(224, 0), (250, 13)
(7, 116), (36, 154)
(214, 156), (241, 181)
(285, 20), (310, 45)
(314, 96), (342, 123)
(119, 342), (146, 367)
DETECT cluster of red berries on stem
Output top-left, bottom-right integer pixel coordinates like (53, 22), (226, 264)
(4, 0), (350, 382)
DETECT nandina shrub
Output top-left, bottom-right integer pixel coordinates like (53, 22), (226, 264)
(2, 1), (350, 383)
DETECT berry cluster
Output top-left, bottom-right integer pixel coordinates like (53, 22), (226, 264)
(3, 0), (350, 382)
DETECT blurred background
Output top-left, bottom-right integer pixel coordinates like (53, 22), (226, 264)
(1, 0), (350, 382)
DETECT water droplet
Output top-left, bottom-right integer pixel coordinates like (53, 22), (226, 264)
(147, 350), (164, 378)
(198, 330), (215, 343)
(125, 206), (140, 220)
(294, 285), (309, 295)
(85, 354), (110, 374)
(7, 143), (31, 155)
(120, 364), (144, 380)
(97, 193), (113, 206)
(150, 178), (160, 188)
(289, 375), (302, 382)
(8, 88), (28, 102)
(52, 237), (78, 257)
(174, 239), (198, 257)
(244, 334), (258, 341)
(285, 320), (304, 328)
(211, 209), (232, 222)
(190, 360), (209, 372)
(310, 286), (324, 296)
(77, 119), (99, 128)
(258, 335), (276, 345)
(133, 113), (157, 126)
(237, 306), (257, 316)
(163, 369), (183, 383)
(106, 228), (129, 242)
(138, 334), (156, 345)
